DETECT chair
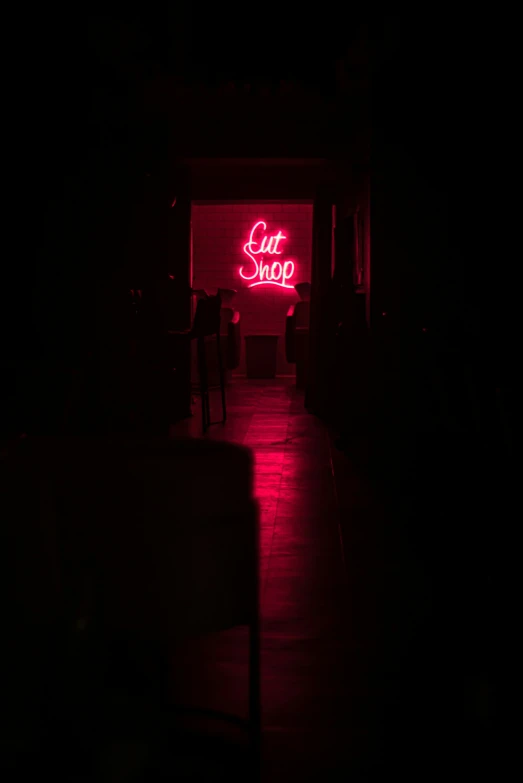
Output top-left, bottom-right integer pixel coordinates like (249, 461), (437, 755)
(285, 300), (310, 389)
(221, 308), (241, 373)
(3, 436), (261, 778)
(169, 294), (226, 432)
(95, 438), (260, 776)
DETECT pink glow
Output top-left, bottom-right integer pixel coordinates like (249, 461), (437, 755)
(240, 221), (295, 289)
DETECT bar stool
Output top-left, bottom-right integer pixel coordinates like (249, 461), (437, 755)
(169, 294), (226, 432)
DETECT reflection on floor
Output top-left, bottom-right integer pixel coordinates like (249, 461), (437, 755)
(170, 377), (494, 778)
(170, 379), (354, 780)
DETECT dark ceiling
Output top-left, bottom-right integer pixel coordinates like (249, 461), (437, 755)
(86, 8), (372, 88)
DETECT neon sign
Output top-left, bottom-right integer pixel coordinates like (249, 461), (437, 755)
(240, 221), (295, 289)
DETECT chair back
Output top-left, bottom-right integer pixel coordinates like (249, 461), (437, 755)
(96, 438), (257, 641)
(192, 294), (221, 338)
(4, 437), (258, 644)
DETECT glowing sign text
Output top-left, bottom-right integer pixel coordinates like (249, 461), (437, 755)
(240, 221), (295, 289)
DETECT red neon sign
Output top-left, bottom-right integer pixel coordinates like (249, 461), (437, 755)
(240, 221), (295, 289)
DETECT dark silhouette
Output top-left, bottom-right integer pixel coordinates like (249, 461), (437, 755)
(2, 9), (498, 782)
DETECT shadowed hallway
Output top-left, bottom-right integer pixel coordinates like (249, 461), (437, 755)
(171, 379), (365, 779)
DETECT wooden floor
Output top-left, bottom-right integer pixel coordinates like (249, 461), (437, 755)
(171, 379), (361, 780)
(169, 377), (495, 780)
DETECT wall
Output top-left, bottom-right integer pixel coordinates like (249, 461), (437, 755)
(191, 202), (313, 375)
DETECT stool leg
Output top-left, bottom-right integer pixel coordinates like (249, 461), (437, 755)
(216, 332), (227, 423)
(203, 340), (211, 428)
(249, 608), (261, 779)
(197, 338), (207, 432)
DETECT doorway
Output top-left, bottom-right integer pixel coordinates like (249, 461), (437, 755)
(191, 201), (313, 376)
